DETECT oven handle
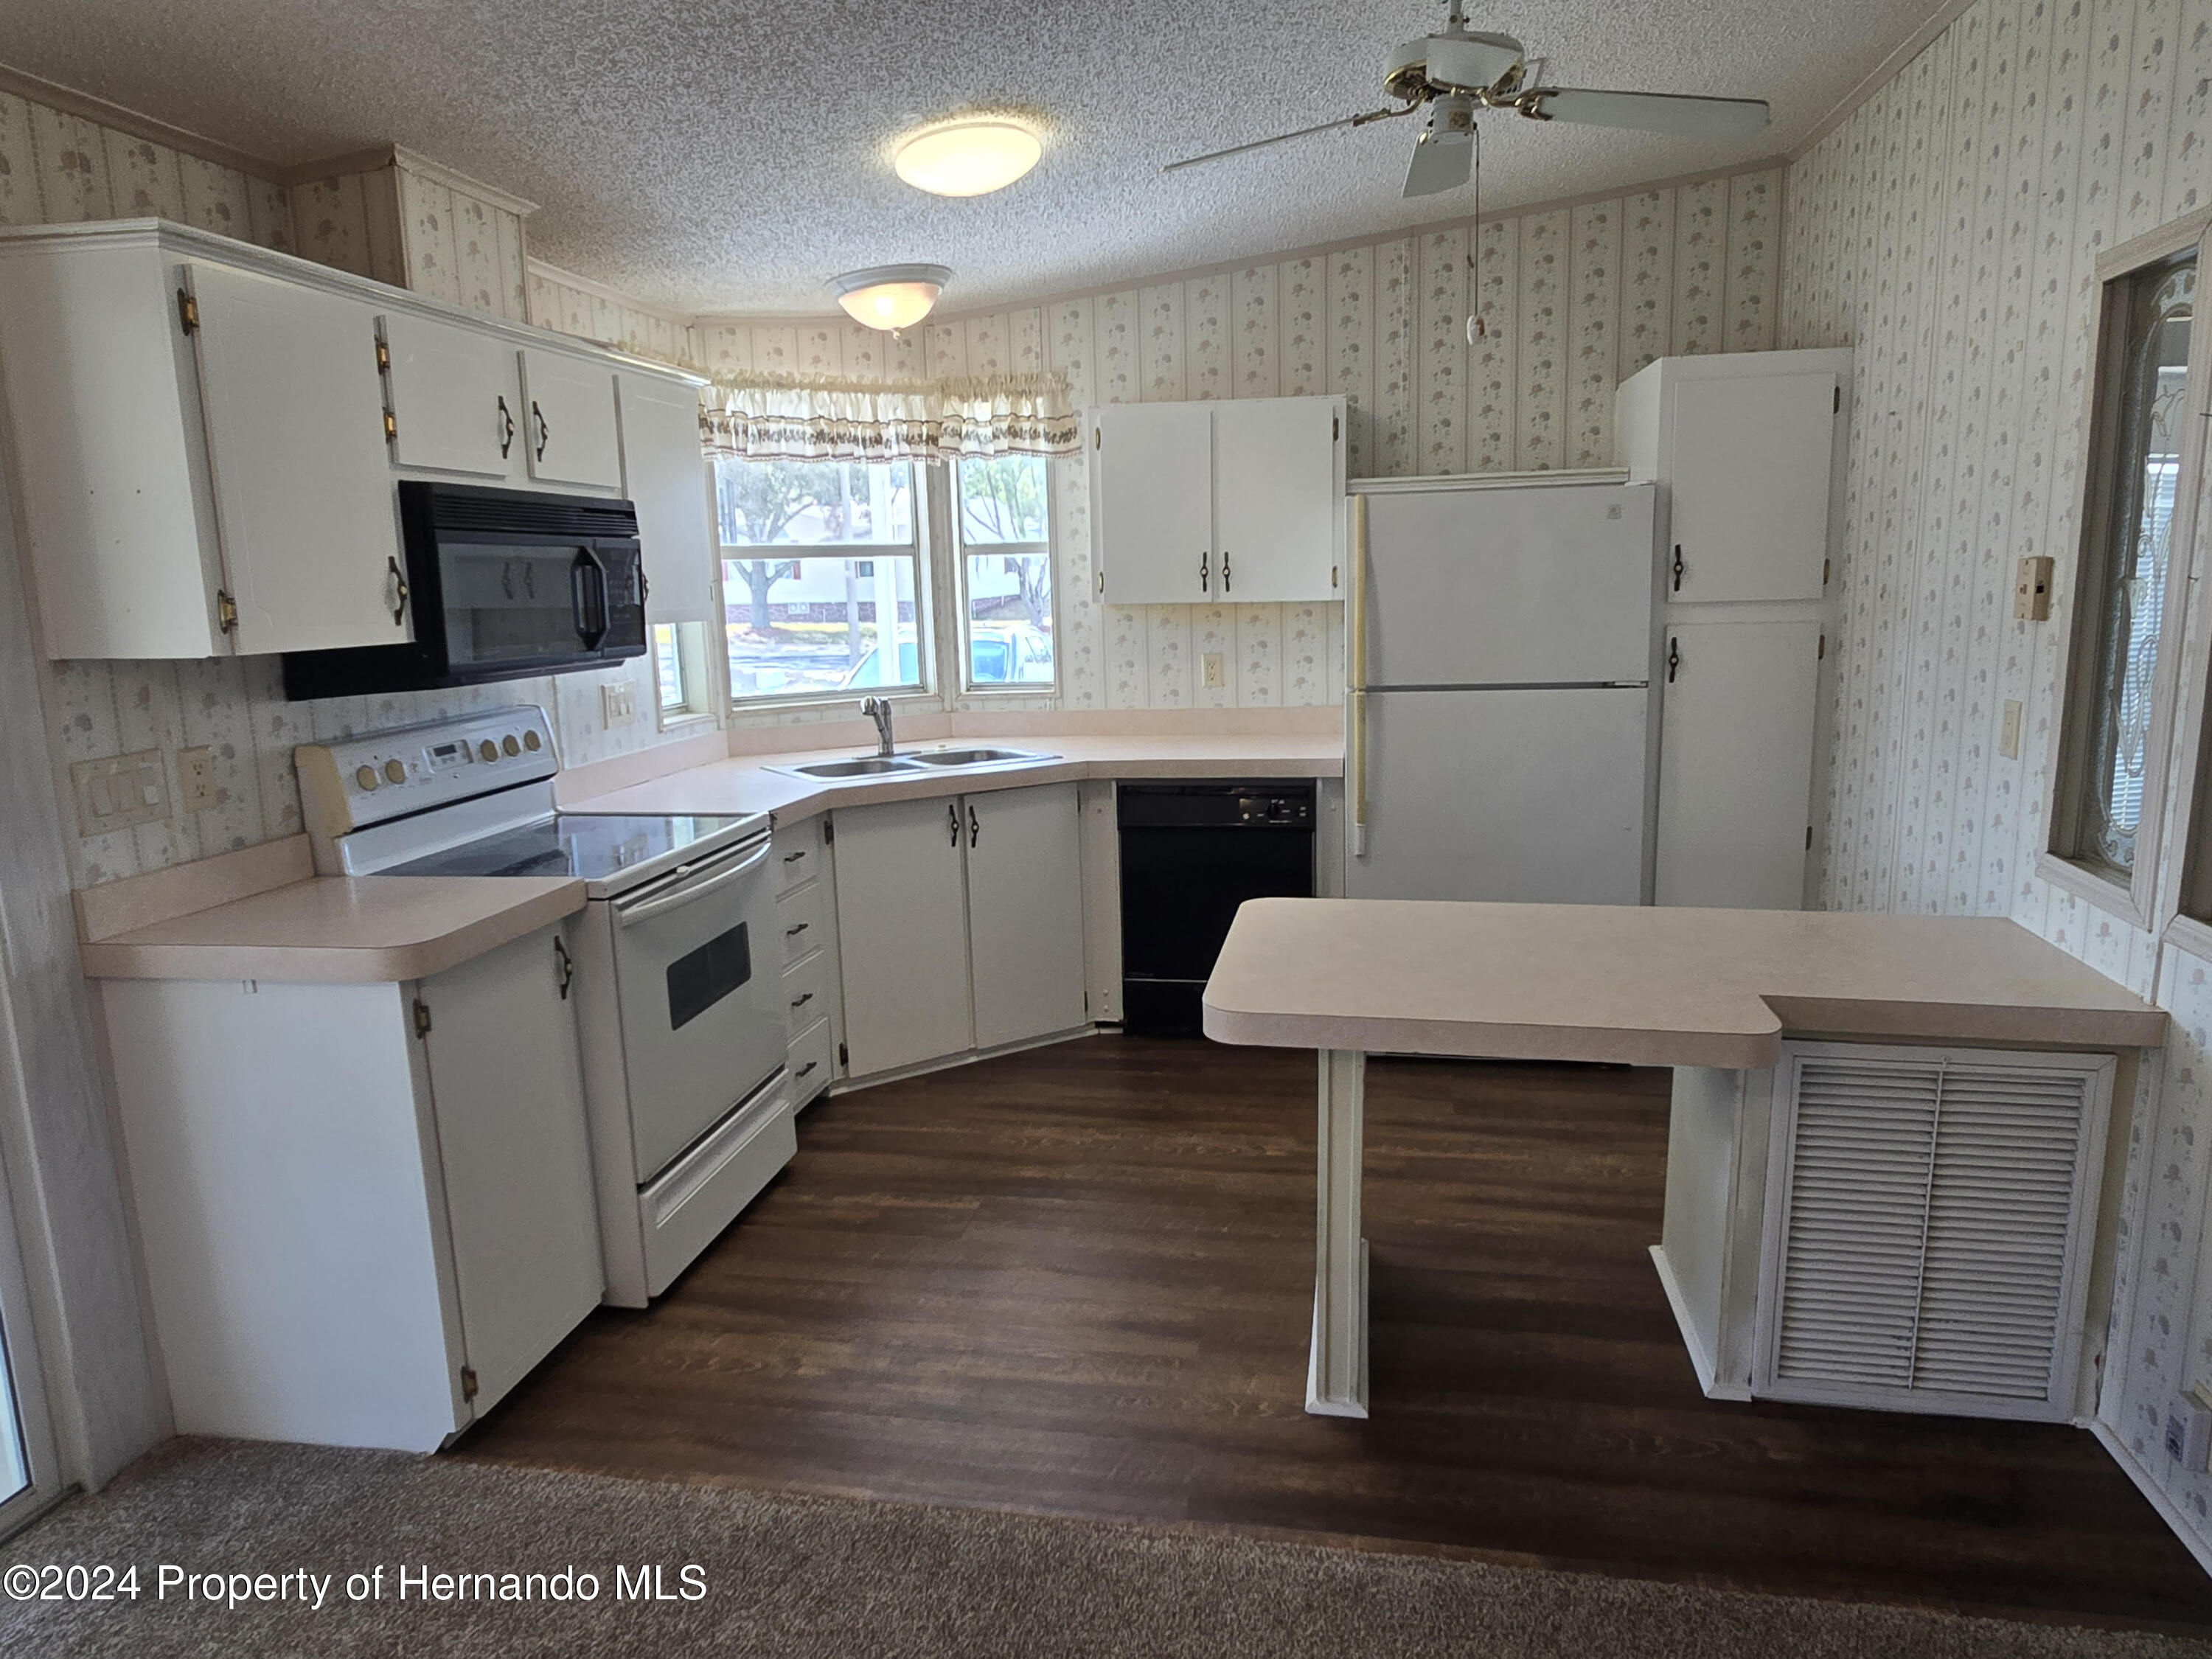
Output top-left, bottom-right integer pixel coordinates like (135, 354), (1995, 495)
(613, 836), (772, 928)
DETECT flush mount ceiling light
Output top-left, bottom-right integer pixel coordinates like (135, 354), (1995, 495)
(893, 117), (1043, 197)
(830, 263), (954, 331)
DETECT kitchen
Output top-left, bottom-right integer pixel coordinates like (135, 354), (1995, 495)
(0, 0), (2209, 1652)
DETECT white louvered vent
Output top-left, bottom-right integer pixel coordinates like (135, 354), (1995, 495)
(1757, 1043), (2111, 1421)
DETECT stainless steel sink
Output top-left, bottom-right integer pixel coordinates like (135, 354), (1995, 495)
(782, 756), (928, 779)
(905, 747), (1050, 768)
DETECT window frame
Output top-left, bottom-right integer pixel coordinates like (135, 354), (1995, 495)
(713, 459), (936, 710)
(2041, 209), (2212, 933)
(951, 455), (1059, 697)
(650, 620), (718, 728)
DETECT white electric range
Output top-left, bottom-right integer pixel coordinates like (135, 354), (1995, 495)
(297, 705), (796, 1306)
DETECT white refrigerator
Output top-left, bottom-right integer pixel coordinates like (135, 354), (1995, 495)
(1345, 475), (1658, 903)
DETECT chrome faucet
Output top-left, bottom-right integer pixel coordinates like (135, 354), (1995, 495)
(862, 696), (895, 757)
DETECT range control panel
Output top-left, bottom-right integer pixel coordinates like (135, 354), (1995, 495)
(296, 705), (560, 838)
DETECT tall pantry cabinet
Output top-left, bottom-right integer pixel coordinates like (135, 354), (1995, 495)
(1618, 349), (1851, 910)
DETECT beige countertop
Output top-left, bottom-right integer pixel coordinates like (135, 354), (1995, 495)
(78, 875), (587, 984)
(566, 731), (1343, 821)
(1202, 899), (2167, 1067)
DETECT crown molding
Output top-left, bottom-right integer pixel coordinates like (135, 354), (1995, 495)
(0, 60), (279, 180)
(526, 256), (699, 330)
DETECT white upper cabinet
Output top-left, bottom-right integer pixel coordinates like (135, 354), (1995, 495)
(1616, 350), (1846, 605)
(1212, 398), (1344, 602)
(616, 371), (716, 626)
(380, 311), (524, 481)
(1090, 395), (1344, 605)
(520, 347), (623, 490)
(184, 262), (406, 655)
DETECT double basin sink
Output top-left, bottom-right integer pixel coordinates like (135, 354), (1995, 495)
(773, 747), (1054, 781)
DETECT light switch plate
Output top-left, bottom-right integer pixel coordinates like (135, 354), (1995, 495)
(1201, 652), (1225, 690)
(177, 745), (222, 813)
(2015, 555), (2053, 621)
(2000, 700), (2023, 760)
(601, 680), (639, 728)
(70, 748), (168, 837)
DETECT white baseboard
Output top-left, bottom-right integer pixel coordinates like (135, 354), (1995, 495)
(1649, 1244), (1751, 1402)
(829, 1024), (1098, 1095)
(2090, 1418), (2212, 1579)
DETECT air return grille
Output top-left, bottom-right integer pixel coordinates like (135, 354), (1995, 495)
(1759, 1044), (2110, 1419)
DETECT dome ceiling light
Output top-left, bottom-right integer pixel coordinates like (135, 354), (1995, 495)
(830, 263), (954, 331)
(893, 117), (1043, 198)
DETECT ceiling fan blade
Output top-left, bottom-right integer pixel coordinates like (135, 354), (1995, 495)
(1402, 129), (1472, 198)
(1528, 88), (1769, 140)
(1163, 108), (1400, 174)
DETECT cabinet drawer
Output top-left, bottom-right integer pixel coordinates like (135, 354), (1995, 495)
(773, 819), (826, 897)
(788, 1015), (834, 1104)
(782, 945), (834, 1034)
(776, 877), (828, 966)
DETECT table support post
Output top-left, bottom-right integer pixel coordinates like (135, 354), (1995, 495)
(1307, 1047), (1369, 1418)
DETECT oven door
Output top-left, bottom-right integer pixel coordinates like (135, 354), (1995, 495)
(608, 832), (787, 1184)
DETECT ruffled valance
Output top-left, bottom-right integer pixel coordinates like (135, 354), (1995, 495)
(701, 370), (1080, 462)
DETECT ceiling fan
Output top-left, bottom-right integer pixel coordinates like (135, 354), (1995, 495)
(1164, 0), (1771, 198)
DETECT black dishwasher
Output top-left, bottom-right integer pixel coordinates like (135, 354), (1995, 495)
(1118, 781), (1316, 1037)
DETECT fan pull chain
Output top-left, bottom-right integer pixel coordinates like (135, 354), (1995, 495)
(1466, 123), (1486, 343)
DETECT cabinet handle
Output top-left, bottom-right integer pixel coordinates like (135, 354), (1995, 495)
(968, 803), (981, 847)
(791, 990), (813, 1010)
(498, 395), (517, 459)
(785, 922), (808, 939)
(532, 400), (550, 462)
(386, 555), (409, 627)
(1221, 549), (1231, 594)
(948, 802), (961, 846)
(1672, 544), (1684, 593)
(553, 936), (575, 1000)
(1666, 637), (1680, 684)
(1200, 549), (1209, 594)
(782, 849), (807, 864)
(796, 1060), (819, 1079)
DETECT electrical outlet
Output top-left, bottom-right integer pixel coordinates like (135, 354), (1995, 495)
(1999, 700), (2023, 760)
(177, 745), (222, 813)
(70, 748), (167, 837)
(600, 680), (639, 728)
(1201, 652), (1226, 690)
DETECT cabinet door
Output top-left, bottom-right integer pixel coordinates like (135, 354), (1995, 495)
(518, 347), (623, 490)
(381, 312), (524, 480)
(1655, 619), (1822, 909)
(617, 372), (715, 625)
(1666, 372), (1835, 602)
(1092, 402), (1214, 603)
(419, 925), (603, 1413)
(966, 785), (1088, 1049)
(1214, 397), (1341, 602)
(832, 797), (974, 1077)
(184, 262), (406, 653)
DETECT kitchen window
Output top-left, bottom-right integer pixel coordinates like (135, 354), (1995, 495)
(652, 621), (715, 725)
(2046, 218), (2210, 928)
(715, 459), (928, 703)
(955, 456), (1055, 692)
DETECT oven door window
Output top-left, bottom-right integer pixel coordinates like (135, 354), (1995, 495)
(439, 543), (592, 667)
(666, 922), (752, 1030)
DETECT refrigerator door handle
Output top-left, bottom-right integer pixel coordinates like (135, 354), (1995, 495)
(1349, 689), (1369, 858)
(1349, 495), (1371, 857)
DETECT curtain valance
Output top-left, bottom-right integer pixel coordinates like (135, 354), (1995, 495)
(701, 370), (1080, 462)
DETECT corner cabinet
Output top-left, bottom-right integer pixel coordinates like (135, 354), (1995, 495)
(1089, 396), (1345, 604)
(0, 219), (709, 660)
(98, 922), (605, 1452)
(832, 784), (1088, 1080)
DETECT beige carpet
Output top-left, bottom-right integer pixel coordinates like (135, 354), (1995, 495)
(0, 1438), (2206, 1657)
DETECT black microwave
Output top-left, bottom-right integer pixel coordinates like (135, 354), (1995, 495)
(282, 482), (649, 700)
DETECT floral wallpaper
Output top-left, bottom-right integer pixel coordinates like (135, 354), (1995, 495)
(1784, 0), (2212, 1546)
(694, 163), (1786, 712)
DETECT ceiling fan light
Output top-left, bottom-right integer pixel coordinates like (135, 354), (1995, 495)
(894, 118), (1043, 197)
(830, 263), (953, 331)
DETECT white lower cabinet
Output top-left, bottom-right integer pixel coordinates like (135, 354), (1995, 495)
(833, 784), (1089, 1080)
(775, 813), (844, 1107)
(100, 923), (603, 1452)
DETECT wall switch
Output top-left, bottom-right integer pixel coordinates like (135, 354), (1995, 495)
(601, 680), (639, 728)
(70, 748), (167, 837)
(1201, 652), (1226, 690)
(177, 745), (222, 813)
(2015, 555), (2054, 621)
(2166, 1394), (2212, 1471)
(2000, 700), (2023, 759)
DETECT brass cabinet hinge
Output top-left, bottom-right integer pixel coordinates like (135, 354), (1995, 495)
(1823, 557), (1832, 585)
(375, 339), (391, 372)
(215, 589), (238, 634)
(1093, 427), (1102, 451)
(459, 1365), (479, 1402)
(1818, 633), (1826, 659)
(822, 817), (835, 845)
(1332, 414), (1340, 441)
(412, 997), (432, 1037)
(176, 288), (198, 334)
(1332, 563), (1340, 588)
(838, 1040), (849, 1069)
(383, 410), (398, 442)
(1095, 570), (1105, 597)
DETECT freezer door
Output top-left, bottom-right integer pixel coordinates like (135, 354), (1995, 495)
(1346, 686), (1649, 903)
(1360, 481), (1655, 688)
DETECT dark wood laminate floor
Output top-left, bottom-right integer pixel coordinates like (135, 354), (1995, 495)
(462, 1035), (2212, 1630)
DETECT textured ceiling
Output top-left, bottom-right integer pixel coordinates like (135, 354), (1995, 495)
(4, 0), (1937, 315)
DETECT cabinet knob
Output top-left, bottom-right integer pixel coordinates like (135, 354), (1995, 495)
(532, 400), (550, 462)
(1672, 544), (1685, 593)
(1221, 549), (1231, 593)
(948, 802), (961, 846)
(968, 803), (981, 847)
(498, 395), (517, 459)
(1666, 637), (1680, 684)
(386, 555), (410, 627)
(1199, 549), (1209, 594)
